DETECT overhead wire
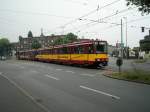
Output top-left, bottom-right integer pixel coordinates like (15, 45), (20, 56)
(64, 6), (137, 33)
(49, 0), (122, 32)
(94, 15), (150, 32)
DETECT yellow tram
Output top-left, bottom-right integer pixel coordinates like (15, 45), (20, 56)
(17, 40), (108, 67)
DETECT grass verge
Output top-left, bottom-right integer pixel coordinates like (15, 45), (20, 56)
(110, 70), (150, 84)
(134, 59), (147, 63)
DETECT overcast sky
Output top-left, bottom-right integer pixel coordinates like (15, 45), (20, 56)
(0, 0), (150, 48)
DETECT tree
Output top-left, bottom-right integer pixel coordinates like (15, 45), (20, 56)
(0, 38), (12, 57)
(28, 30), (33, 37)
(64, 33), (77, 43)
(140, 35), (150, 53)
(126, 0), (150, 14)
(53, 33), (78, 45)
(31, 39), (41, 49)
(53, 38), (63, 45)
(19, 35), (23, 41)
(51, 34), (55, 36)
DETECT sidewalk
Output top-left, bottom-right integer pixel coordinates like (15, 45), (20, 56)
(0, 75), (46, 112)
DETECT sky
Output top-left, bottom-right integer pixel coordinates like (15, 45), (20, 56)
(0, 0), (150, 48)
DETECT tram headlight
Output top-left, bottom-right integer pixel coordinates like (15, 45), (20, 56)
(96, 58), (101, 61)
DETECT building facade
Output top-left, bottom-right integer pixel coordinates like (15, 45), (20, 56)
(17, 35), (65, 51)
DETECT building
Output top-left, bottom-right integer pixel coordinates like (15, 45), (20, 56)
(17, 34), (65, 51)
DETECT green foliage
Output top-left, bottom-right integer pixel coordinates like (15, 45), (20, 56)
(140, 35), (150, 52)
(53, 38), (63, 45)
(51, 34), (55, 36)
(53, 33), (78, 45)
(126, 0), (150, 14)
(64, 33), (77, 43)
(0, 38), (9, 47)
(28, 30), (33, 37)
(31, 39), (41, 49)
(134, 59), (147, 63)
(0, 38), (12, 57)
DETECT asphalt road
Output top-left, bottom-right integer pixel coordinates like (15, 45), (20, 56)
(0, 59), (150, 112)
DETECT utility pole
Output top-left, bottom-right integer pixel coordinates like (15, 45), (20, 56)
(116, 19), (123, 74)
(121, 19), (123, 59)
(123, 17), (128, 59)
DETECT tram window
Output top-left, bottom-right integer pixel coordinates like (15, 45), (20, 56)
(70, 47), (75, 54)
(46, 50), (49, 54)
(39, 50), (42, 54)
(39, 50), (41, 54)
(52, 49), (55, 54)
(88, 45), (94, 54)
(49, 49), (52, 54)
(78, 46), (84, 54)
(67, 47), (71, 54)
(53, 49), (57, 54)
(40, 50), (43, 54)
(44, 50), (48, 54)
(55, 49), (59, 54)
(48, 49), (51, 54)
(95, 42), (107, 53)
(62, 47), (68, 54)
(74, 47), (79, 54)
(58, 48), (62, 54)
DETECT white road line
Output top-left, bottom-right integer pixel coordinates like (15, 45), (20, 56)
(65, 71), (75, 73)
(80, 74), (95, 77)
(80, 85), (120, 100)
(56, 69), (62, 71)
(45, 75), (59, 80)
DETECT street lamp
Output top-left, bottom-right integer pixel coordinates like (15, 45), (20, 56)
(123, 17), (128, 59)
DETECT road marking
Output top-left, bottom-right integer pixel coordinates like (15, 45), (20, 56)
(0, 74), (51, 112)
(80, 74), (95, 77)
(80, 85), (120, 100)
(65, 71), (75, 73)
(45, 75), (59, 80)
(0, 72), (2, 75)
(56, 69), (62, 71)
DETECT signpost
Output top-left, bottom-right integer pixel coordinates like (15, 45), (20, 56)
(116, 57), (123, 74)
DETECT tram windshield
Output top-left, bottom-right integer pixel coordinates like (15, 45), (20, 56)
(95, 41), (107, 53)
